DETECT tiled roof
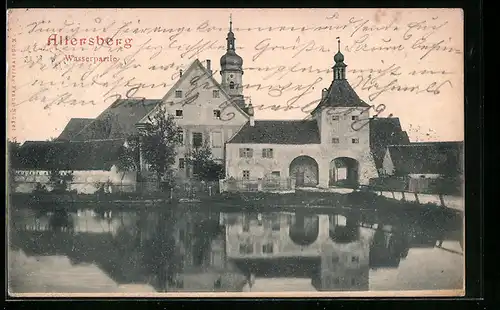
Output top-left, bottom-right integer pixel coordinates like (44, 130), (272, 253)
(14, 139), (126, 171)
(370, 118), (410, 170)
(72, 99), (162, 141)
(311, 79), (371, 114)
(387, 141), (464, 175)
(56, 118), (95, 140)
(227, 120), (321, 144)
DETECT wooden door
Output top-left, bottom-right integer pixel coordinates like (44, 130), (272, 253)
(295, 171), (305, 187)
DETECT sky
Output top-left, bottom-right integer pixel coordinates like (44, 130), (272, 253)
(7, 8), (464, 143)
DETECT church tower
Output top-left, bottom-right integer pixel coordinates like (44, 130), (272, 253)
(310, 37), (378, 186)
(220, 14), (245, 106)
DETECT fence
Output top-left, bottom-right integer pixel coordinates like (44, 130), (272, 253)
(11, 180), (220, 200)
(368, 176), (462, 195)
(219, 178), (296, 193)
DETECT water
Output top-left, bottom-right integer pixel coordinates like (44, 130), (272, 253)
(7, 203), (464, 294)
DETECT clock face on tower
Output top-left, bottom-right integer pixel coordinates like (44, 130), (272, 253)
(230, 74), (234, 78)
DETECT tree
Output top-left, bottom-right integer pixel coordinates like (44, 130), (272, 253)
(48, 169), (74, 193)
(186, 142), (224, 182)
(139, 106), (181, 191)
(116, 133), (141, 190)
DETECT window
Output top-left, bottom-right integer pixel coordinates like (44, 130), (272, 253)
(211, 131), (222, 148)
(271, 171), (281, 178)
(243, 220), (250, 232)
(192, 132), (203, 148)
(179, 158), (185, 169)
(351, 115), (359, 120)
(175, 90), (182, 98)
(351, 138), (359, 144)
(177, 129), (184, 145)
(262, 243), (274, 254)
(212, 90), (220, 98)
(351, 256), (359, 263)
(271, 215), (280, 231)
(239, 243), (253, 254)
(213, 109), (221, 119)
(351, 278), (356, 285)
(332, 115), (340, 121)
(239, 148), (253, 158)
(257, 213), (263, 226)
(229, 81), (235, 89)
(332, 256), (339, 264)
(332, 137), (340, 144)
(262, 148), (274, 158)
(333, 277), (340, 285)
(175, 110), (183, 118)
(242, 170), (250, 180)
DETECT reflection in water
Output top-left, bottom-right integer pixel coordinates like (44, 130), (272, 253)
(8, 204), (463, 293)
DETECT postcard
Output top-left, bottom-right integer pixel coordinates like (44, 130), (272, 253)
(6, 8), (464, 297)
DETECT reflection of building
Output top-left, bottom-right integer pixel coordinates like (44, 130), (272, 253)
(222, 211), (425, 291)
(312, 215), (373, 291)
(224, 212), (330, 259)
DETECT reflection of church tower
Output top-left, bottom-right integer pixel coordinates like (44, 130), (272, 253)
(312, 215), (371, 291)
(220, 14), (245, 108)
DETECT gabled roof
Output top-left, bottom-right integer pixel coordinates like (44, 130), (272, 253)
(227, 120), (321, 144)
(71, 99), (162, 141)
(14, 139), (126, 171)
(370, 118), (410, 170)
(386, 141), (464, 175)
(57, 118), (94, 140)
(140, 59), (249, 123)
(311, 79), (371, 114)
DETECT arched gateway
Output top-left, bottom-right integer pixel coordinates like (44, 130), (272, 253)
(289, 156), (319, 187)
(329, 157), (360, 187)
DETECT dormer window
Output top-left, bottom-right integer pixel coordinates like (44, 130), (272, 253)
(332, 138), (340, 144)
(175, 90), (182, 98)
(332, 115), (340, 121)
(352, 138), (359, 144)
(213, 90), (220, 98)
(351, 115), (359, 120)
(213, 109), (221, 119)
(229, 81), (235, 89)
(175, 110), (183, 118)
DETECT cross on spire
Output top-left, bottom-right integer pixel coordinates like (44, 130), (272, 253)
(336, 37), (341, 52)
(230, 14), (233, 32)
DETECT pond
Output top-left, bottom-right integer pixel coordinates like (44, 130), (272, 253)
(7, 202), (464, 294)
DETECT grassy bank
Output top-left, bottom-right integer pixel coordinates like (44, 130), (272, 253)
(8, 190), (459, 216)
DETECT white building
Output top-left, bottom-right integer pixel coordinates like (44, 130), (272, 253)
(223, 41), (382, 189)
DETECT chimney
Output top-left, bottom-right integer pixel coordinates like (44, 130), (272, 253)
(247, 104), (255, 127)
(206, 59), (212, 74)
(179, 69), (183, 77)
(322, 88), (328, 100)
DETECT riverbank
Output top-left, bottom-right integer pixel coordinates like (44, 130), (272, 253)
(8, 190), (461, 216)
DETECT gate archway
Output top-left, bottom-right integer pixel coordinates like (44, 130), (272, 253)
(329, 157), (359, 187)
(289, 156), (319, 187)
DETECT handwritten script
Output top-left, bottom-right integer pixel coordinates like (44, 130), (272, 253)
(8, 9), (463, 141)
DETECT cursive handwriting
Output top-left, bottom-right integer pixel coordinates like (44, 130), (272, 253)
(13, 11), (462, 121)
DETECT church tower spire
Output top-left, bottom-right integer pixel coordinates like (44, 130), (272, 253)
(333, 37), (346, 80)
(220, 14), (244, 100)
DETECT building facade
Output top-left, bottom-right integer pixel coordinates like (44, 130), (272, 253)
(224, 40), (379, 188)
(136, 17), (250, 181)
